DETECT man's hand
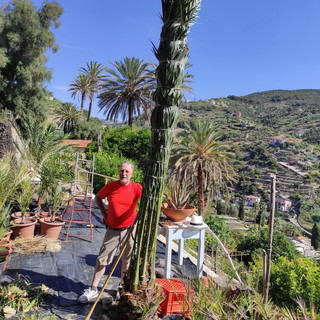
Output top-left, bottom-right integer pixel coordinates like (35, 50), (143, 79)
(95, 194), (108, 222)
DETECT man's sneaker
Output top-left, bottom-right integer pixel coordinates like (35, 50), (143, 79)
(77, 288), (98, 303)
(116, 284), (123, 300)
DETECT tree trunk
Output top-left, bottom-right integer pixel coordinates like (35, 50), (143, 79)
(128, 0), (201, 292)
(197, 162), (205, 216)
(87, 99), (92, 121)
(80, 93), (85, 112)
(128, 98), (133, 128)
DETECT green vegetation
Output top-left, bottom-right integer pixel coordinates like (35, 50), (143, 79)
(270, 257), (320, 310)
(205, 215), (236, 249)
(92, 152), (143, 193)
(98, 57), (154, 128)
(299, 199), (320, 230)
(0, 276), (53, 318)
(0, 0), (320, 318)
(0, 0), (63, 121)
(170, 120), (236, 216)
(236, 228), (300, 264)
(311, 223), (320, 250)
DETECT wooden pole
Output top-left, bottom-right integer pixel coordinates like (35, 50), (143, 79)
(263, 173), (276, 304)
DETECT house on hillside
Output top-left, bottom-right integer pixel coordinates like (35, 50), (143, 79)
(270, 136), (286, 146)
(244, 195), (261, 207)
(275, 197), (292, 212)
(59, 140), (92, 154)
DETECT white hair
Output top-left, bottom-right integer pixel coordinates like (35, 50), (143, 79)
(119, 161), (134, 169)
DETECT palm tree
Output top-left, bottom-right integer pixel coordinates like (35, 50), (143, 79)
(170, 120), (236, 216)
(79, 61), (105, 121)
(68, 74), (94, 112)
(98, 57), (154, 128)
(54, 102), (80, 134)
(16, 117), (70, 170)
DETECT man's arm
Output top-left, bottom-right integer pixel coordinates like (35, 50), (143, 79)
(95, 194), (108, 223)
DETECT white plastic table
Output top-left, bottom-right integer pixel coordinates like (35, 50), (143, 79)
(159, 221), (207, 278)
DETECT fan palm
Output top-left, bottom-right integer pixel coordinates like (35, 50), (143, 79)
(79, 61), (105, 121)
(54, 102), (80, 134)
(98, 57), (154, 128)
(170, 120), (236, 216)
(68, 74), (94, 112)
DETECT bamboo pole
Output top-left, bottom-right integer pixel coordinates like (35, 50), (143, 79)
(263, 173), (276, 304)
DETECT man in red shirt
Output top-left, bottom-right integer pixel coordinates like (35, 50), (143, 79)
(78, 161), (142, 303)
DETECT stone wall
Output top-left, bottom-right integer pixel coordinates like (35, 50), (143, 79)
(0, 121), (15, 159)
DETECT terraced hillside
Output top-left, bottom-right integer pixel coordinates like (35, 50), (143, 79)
(178, 89), (320, 197)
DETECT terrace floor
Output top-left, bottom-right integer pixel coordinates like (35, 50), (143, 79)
(1, 203), (199, 319)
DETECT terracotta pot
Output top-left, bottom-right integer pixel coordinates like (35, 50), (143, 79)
(162, 205), (196, 222)
(38, 211), (61, 219)
(11, 211), (36, 219)
(12, 217), (37, 239)
(1, 230), (13, 242)
(39, 217), (65, 239)
(0, 243), (12, 271)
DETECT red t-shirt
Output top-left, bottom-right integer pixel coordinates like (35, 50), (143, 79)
(97, 180), (142, 229)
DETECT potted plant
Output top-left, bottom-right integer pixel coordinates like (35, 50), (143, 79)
(0, 153), (18, 242)
(11, 177), (37, 239)
(162, 182), (196, 222)
(38, 158), (65, 239)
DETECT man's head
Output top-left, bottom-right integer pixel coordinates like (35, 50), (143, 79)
(118, 161), (134, 186)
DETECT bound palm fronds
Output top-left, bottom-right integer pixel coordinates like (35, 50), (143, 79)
(129, 0), (201, 292)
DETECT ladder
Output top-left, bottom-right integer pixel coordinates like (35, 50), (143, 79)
(62, 153), (95, 241)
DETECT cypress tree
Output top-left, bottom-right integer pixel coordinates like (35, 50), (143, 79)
(311, 223), (320, 250)
(239, 198), (245, 221)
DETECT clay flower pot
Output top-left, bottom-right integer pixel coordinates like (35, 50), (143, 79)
(39, 217), (65, 239)
(162, 204), (196, 222)
(11, 217), (37, 239)
(0, 243), (12, 271)
(11, 211), (36, 220)
(1, 230), (13, 243)
(38, 211), (61, 220)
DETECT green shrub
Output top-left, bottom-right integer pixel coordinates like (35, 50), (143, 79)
(93, 152), (143, 193)
(270, 257), (320, 310)
(236, 228), (300, 264)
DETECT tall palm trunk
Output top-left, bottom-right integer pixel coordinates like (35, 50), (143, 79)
(80, 93), (85, 112)
(129, 0), (201, 292)
(87, 99), (93, 121)
(128, 98), (134, 128)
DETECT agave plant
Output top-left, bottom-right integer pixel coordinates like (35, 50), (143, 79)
(163, 180), (192, 209)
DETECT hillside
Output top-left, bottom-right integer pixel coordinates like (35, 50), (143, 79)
(179, 89), (320, 198)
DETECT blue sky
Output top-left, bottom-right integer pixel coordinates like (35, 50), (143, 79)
(33, 0), (320, 119)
